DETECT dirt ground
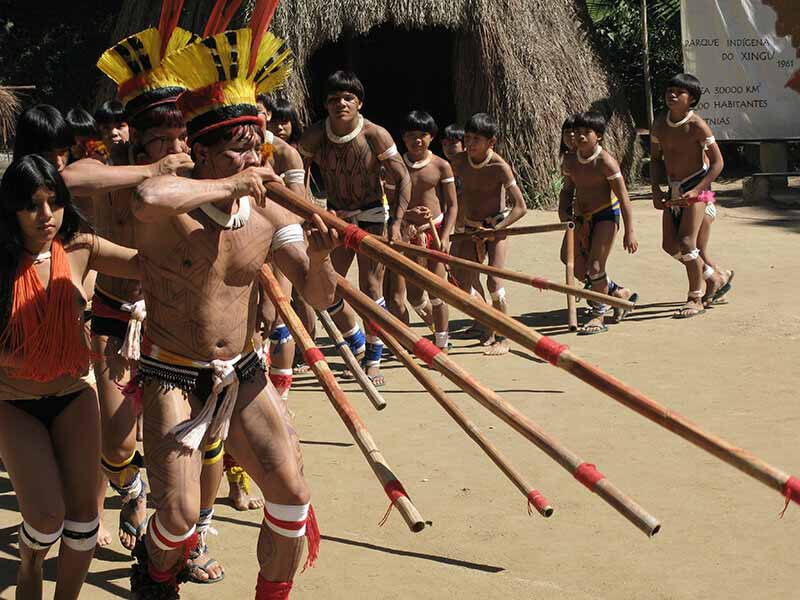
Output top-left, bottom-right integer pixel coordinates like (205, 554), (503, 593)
(2, 182), (800, 599)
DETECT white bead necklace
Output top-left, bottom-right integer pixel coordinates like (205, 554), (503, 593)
(468, 149), (493, 169)
(199, 197), (251, 230)
(403, 151), (432, 169)
(325, 115), (364, 144)
(577, 145), (603, 164)
(667, 110), (694, 128)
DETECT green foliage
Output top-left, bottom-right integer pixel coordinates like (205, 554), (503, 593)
(525, 168), (564, 210)
(585, 0), (682, 125)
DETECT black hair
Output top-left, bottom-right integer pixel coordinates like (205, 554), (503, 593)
(442, 124), (464, 142)
(268, 97), (303, 143)
(66, 107), (99, 140)
(94, 100), (126, 126)
(256, 93), (276, 113)
(130, 103), (185, 134)
(13, 105), (74, 161)
(668, 73), (703, 107)
(324, 70), (365, 102)
(573, 111), (607, 137)
(402, 110), (438, 137)
(559, 113), (578, 155)
(0, 155), (84, 335)
(464, 113), (498, 139)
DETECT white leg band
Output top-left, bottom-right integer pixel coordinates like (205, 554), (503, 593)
(681, 249), (700, 262)
(19, 521), (63, 551)
(62, 517), (100, 552)
(149, 512), (197, 552)
(434, 331), (449, 349)
(264, 502), (309, 538)
(430, 298), (443, 307)
(490, 288), (506, 302)
(703, 265), (715, 280)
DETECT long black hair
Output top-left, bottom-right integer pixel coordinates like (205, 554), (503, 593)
(0, 155), (83, 335)
(13, 105), (74, 161)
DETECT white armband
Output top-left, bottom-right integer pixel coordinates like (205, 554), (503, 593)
(298, 145), (315, 158)
(377, 144), (399, 161)
(606, 172), (623, 181)
(264, 130), (274, 145)
(503, 179), (517, 189)
(441, 177), (455, 184)
(703, 136), (716, 149)
(384, 183), (396, 190)
(283, 169), (305, 185)
(271, 223), (305, 252)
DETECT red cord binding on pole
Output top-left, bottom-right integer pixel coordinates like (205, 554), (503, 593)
(303, 347), (325, 366)
(412, 338), (442, 367)
(530, 277), (549, 290)
(573, 463), (605, 491)
(527, 489), (550, 515)
(780, 475), (800, 518)
(534, 336), (568, 365)
(343, 224), (368, 251)
(378, 480), (409, 526)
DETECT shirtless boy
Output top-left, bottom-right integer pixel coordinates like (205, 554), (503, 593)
(298, 71), (410, 385)
(560, 111), (638, 335)
(650, 73), (733, 318)
(126, 26), (337, 598)
(389, 110), (457, 350)
(450, 113), (527, 355)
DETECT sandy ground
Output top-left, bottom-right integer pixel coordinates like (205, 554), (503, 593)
(2, 184), (800, 599)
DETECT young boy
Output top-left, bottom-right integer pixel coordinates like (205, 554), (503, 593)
(451, 113), (527, 355)
(560, 111), (638, 335)
(441, 123), (465, 161)
(388, 110), (458, 350)
(650, 73), (733, 318)
(94, 100), (129, 154)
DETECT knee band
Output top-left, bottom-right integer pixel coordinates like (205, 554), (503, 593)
(490, 287), (506, 302)
(19, 521), (63, 551)
(203, 439), (224, 466)
(269, 324), (293, 346)
(703, 265), (715, 280)
(263, 502), (309, 538)
(62, 517), (100, 552)
(102, 449), (145, 489)
(588, 271), (607, 284)
(327, 298), (345, 316)
(148, 512), (197, 553)
(342, 325), (366, 356)
(681, 248), (700, 262)
(430, 297), (443, 307)
(269, 367), (293, 398)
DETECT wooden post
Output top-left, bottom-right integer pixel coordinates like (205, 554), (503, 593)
(260, 267), (425, 532)
(264, 182), (800, 511)
(338, 275), (659, 536)
(317, 309), (386, 411)
(565, 225), (578, 331)
(450, 222), (572, 241)
(641, 0), (654, 129)
(375, 327), (553, 517)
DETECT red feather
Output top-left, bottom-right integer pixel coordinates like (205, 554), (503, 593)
(248, 0), (280, 76)
(203, 0), (245, 37)
(158, 0), (185, 58)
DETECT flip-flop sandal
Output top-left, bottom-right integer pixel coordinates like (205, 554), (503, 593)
(366, 373), (386, 387)
(577, 323), (609, 336)
(613, 292), (639, 322)
(188, 558), (225, 584)
(710, 270), (734, 304)
(673, 306), (706, 319)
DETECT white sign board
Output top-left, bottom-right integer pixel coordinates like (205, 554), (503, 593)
(681, 0), (800, 140)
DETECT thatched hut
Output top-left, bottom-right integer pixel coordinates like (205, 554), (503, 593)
(0, 86), (21, 152)
(107, 0), (639, 207)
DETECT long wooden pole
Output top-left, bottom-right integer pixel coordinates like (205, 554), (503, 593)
(371, 326), (554, 518)
(260, 267), (425, 532)
(389, 240), (633, 311)
(565, 225), (578, 331)
(450, 222), (573, 241)
(265, 182), (800, 510)
(641, 0), (655, 129)
(317, 309), (386, 411)
(337, 275), (658, 535)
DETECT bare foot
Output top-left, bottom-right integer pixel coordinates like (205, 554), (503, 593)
(293, 362), (311, 374)
(479, 329), (495, 347)
(228, 477), (265, 511)
(188, 542), (224, 584)
(119, 493), (147, 551)
(484, 338), (510, 355)
(96, 519), (112, 548)
(365, 363), (386, 387)
(674, 296), (706, 319)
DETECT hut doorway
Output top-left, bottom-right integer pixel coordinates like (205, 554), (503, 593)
(307, 24), (458, 153)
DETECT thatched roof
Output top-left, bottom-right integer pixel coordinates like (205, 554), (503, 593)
(0, 87), (21, 151)
(108, 0), (640, 207)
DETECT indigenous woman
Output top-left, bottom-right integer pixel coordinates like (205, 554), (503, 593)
(0, 155), (140, 599)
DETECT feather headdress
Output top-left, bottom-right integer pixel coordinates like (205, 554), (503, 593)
(163, 0), (292, 143)
(96, 0), (198, 119)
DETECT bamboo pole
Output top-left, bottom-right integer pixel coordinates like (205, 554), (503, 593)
(565, 225), (578, 331)
(450, 222), (573, 241)
(337, 275), (658, 535)
(373, 326), (554, 518)
(265, 182), (800, 511)
(260, 267), (425, 532)
(427, 218), (442, 250)
(389, 240), (633, 311)
(317, 309), (387, 411)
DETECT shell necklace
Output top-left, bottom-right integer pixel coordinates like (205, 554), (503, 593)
(667, 110), (694, 128)
(199, 197), (251, 230)
(30, 250), (52, 264)
(577, 145), (603, 164)
(325, 115), (364, 144)
(468, 149), (493, 169)
(404, 151), (432, 169)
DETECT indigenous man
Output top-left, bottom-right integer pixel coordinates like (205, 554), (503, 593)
(451, 113), (527, 355)
(130, 23), (336, 599)
(389, 110), (457, 351)
(650, 73), (733, 318)
(298, 70), (411, 386)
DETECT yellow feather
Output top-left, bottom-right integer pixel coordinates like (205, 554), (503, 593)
(163, 34), (220, 90)
(165, 27), (198, 57)
(252, 32), (293, 95)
